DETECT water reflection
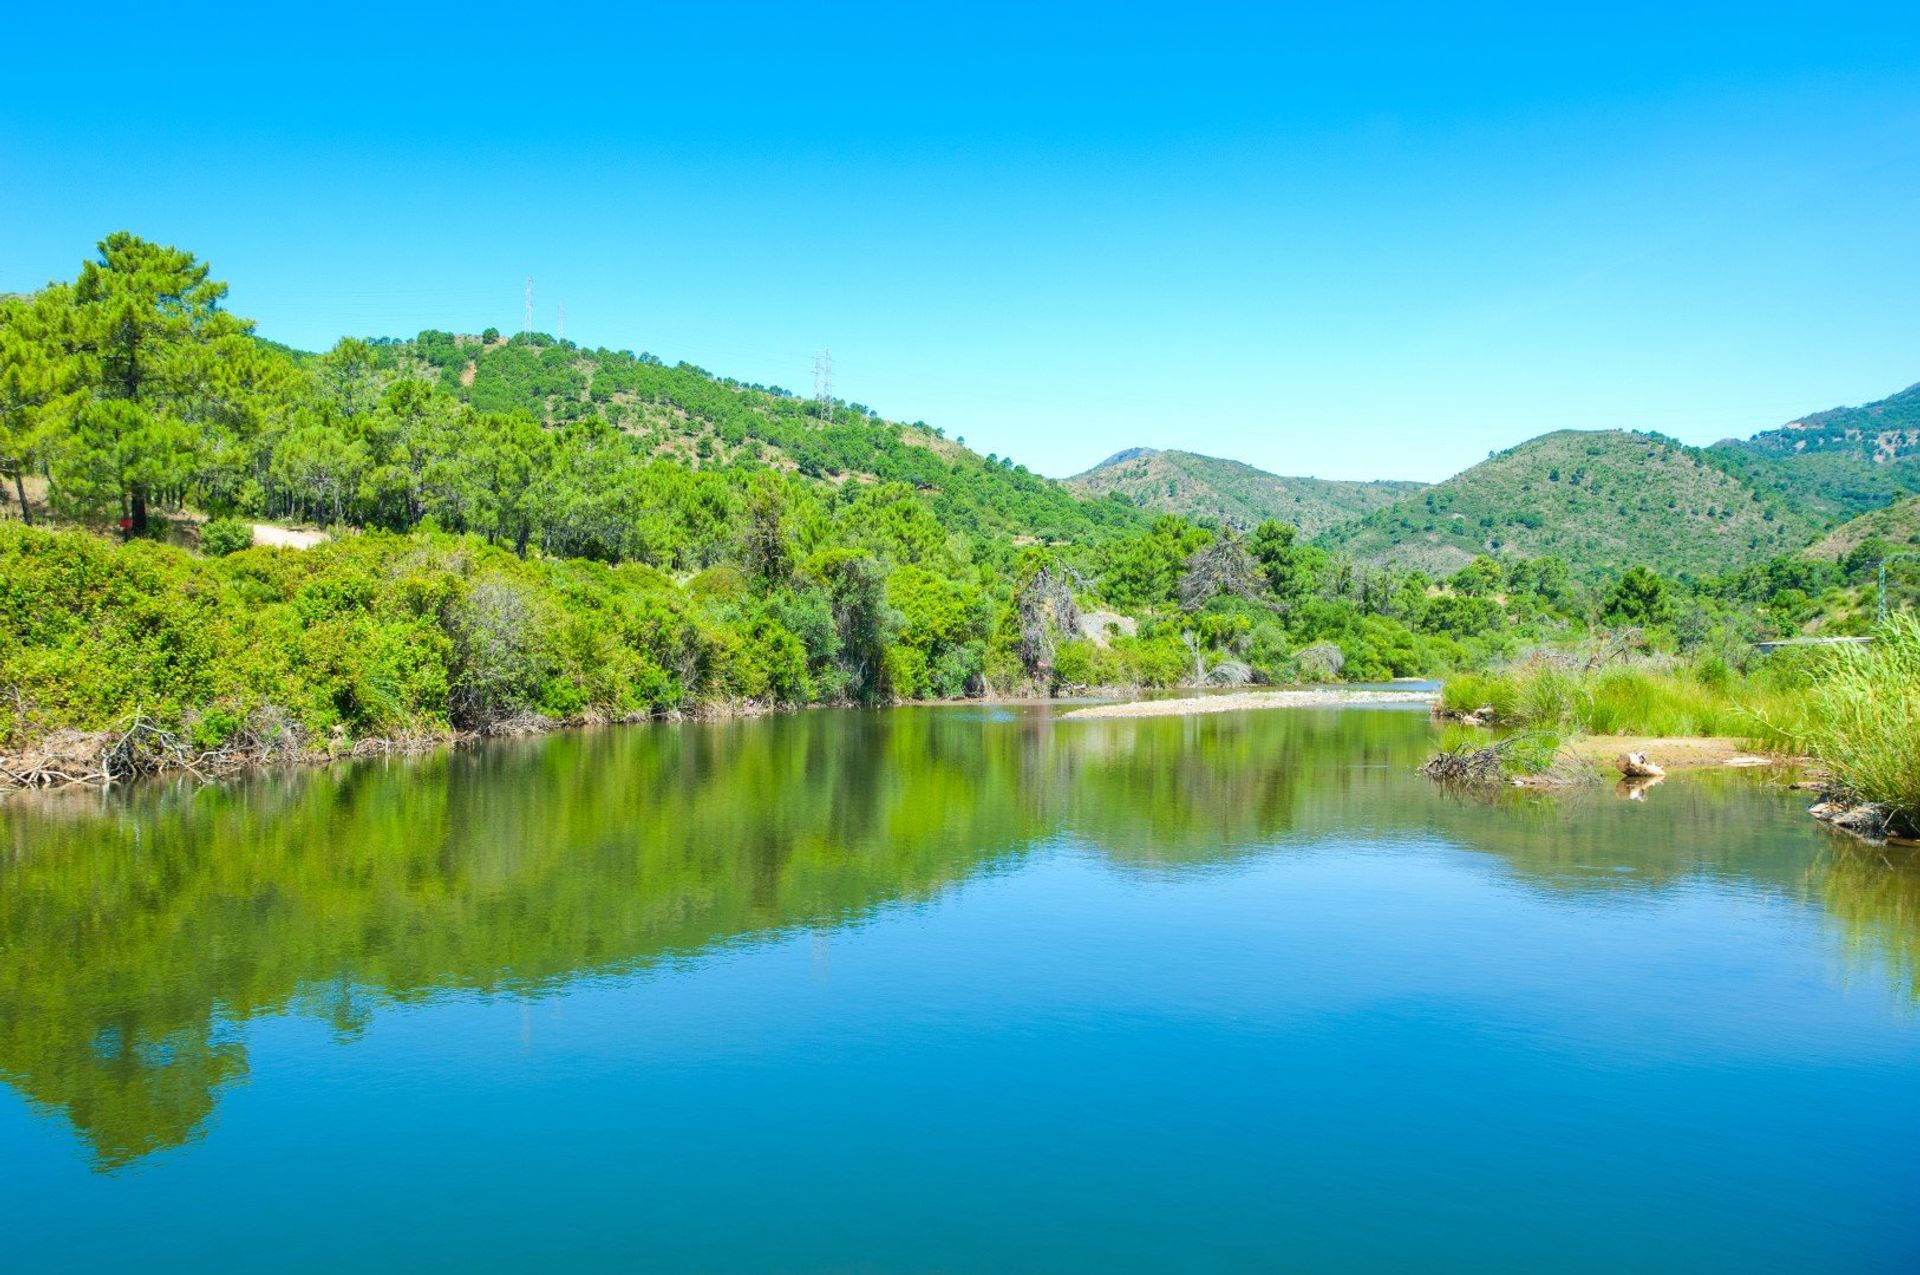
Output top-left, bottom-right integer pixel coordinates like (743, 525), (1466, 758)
(1, 705), (1910, 1168)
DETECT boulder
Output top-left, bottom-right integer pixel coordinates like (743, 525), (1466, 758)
(1616, 752), (1666, 779)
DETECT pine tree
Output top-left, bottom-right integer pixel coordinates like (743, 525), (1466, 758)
(61, 233), (251, 530)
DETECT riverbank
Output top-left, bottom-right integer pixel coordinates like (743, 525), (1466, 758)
(0, 703), (766, 795)
(1556, 735), (1785, 770)
(1062, 689), (1438, 719)
(1427, 623), (1919, 838)
(3, 685), (1285, 794)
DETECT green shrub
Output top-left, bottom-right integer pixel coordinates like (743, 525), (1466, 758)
(200, 517), (253, 557)
(1516, 663), (1578, 725)
(1051, 639), (1098, 690)
(1439, 671), (1515, 717)
(1793, 615), (1920, 827)
(883, 644), (930, 699)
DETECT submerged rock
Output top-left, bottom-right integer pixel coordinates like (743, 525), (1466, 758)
(1810, 801), (1892, 835)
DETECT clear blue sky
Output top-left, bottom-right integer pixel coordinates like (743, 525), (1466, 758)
(5, 2), (1918, 482)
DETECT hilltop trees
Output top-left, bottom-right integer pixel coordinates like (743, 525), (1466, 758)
(1, 236), (1146, 561)
(57, 235), (259, 530)
(0, 287), (78, 524)
(1603, 566), (1674, 628)
(0, 229), (1875, 752)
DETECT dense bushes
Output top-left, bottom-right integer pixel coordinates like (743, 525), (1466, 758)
(1437, 652), (1815, 742)
(1436, 619), (1920, 833)
(198, 516), (253, 556)
(0, 524), (932, 750)
(1791, 615), (1920, 829)
(10, 230), (1904, 768)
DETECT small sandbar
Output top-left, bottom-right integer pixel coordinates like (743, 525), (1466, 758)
(1557, 735), (1792, 770)
(1062, 689), (1437, 719)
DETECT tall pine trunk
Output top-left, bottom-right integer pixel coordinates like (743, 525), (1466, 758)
(11, 470), (29, 526)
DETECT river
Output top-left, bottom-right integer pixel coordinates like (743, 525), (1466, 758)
(2, 704), (1915, 1270)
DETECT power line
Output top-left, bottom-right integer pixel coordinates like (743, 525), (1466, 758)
(523, 275), (534, 334)
(812, 348), (833, 420)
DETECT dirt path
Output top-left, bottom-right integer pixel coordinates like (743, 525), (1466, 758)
(1062, 689), (1437, 719)
(250, 524), (329, 549)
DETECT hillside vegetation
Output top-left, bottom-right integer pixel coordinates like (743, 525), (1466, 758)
(352, 330), (1146, 551)
(1711, 382), (1920, 522)
(2, 232), (1913, 784)
(1066, 447), (1423, 536)
(1318, 430), (1817, 577)
(0, 232), (1597, 776)
(1803, 493), (1920, 563)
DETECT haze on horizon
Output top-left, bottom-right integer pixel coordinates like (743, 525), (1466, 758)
(4, 2), (1917, 484)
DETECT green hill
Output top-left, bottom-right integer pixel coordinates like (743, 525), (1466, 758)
(1317, 430), (1816, 577)
(369, 330), (1144, 548)
(1065, 447), (1424, 536)
(1802, 493), (1920, 562)
(1711, 382), (1920, 521)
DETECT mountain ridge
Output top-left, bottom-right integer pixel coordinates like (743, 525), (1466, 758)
(1709, 381), (1920, 522)
(1065, 446), (1425, 537)
(1315, 429), (1817, 577)
(1802, 492), (1920, 563)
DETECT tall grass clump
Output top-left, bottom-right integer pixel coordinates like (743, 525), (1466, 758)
(1581, 667), (1757, 737)
(1440, 650), (1818, 749)
(1438, 671), (1518, 718)
(1793, 614), (1920, 828)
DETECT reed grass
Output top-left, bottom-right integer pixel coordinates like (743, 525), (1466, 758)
(1441, 654), (1814, 747)
(1442, 619), (1918, 828)
(1789, 614), (1920, 827)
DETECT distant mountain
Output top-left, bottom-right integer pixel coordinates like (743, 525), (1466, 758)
(1802, 493), (1920, 562)
(1065, 447), (1425, 537)
(1711, 382), (1920, 522)
(1317, 430), (1816, 577)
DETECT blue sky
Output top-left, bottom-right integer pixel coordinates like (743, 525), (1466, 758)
(5, 2), (1918, 481)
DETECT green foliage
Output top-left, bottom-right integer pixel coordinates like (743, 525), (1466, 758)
(1448, 555), (1503, 597)
(1068, 447), (1424, 536)
(1711, 382), (1920, 523)
(1097, 515), (1208, 611)
(1321, 430), (1818, 577)
(1441, 655), (1811, 743)
(1438, 672), (1516, 718)
(198, 516), (252, 557)
(1803, 493), (1920, 564)
(1789, 615), (1920, 829)
(0, 522), (889, 745)
(0, 230), (1899, 751)
(1602, 566), (1674, 627)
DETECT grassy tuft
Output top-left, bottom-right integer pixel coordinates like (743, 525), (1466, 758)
(1442, 655), (1815, 749)
(1791, 614), (1920, 827)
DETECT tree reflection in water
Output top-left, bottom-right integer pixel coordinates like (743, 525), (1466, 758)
(1, 705), (1908, 1168)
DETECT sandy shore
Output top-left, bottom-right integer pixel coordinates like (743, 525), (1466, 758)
(1062, 689), (1437, 719)
(1556, 735), (1795, 770)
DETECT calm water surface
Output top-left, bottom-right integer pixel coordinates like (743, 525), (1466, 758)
(2, 705), (1916, 1270)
